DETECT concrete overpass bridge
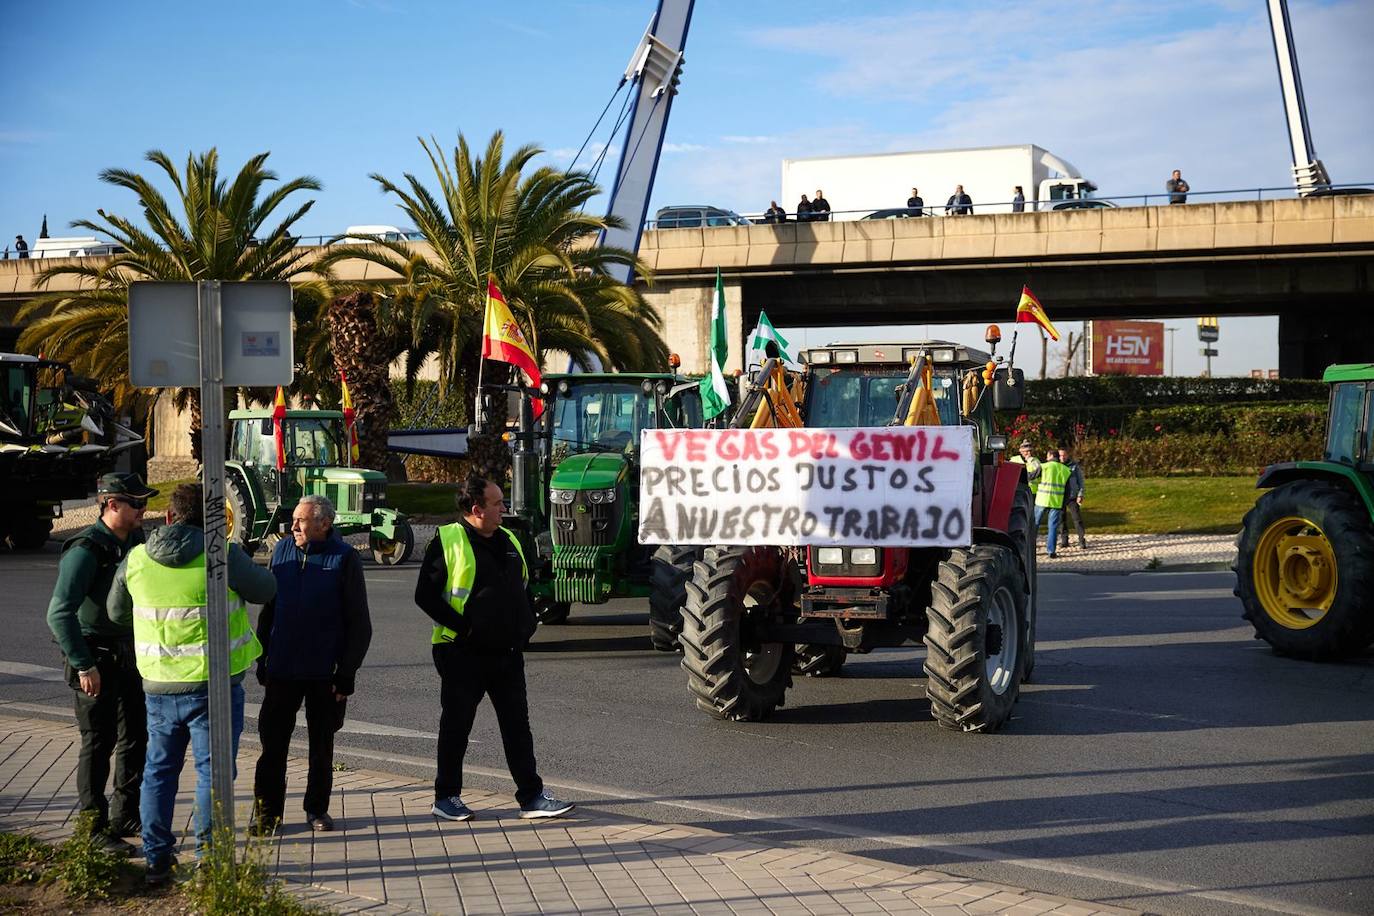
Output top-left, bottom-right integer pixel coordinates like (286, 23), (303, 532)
(3, 196), (1371, 377)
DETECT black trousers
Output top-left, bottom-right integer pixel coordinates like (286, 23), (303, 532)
(1059, 499), (1087, 547)
(67, 640), (146, 834)
(253, 679), (343, 819)
(432, 645), (542, 805)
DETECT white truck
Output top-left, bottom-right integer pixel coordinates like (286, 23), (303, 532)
(780, 144), (1101, 219)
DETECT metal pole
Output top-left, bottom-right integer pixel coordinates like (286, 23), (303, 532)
(197, 280), (236, 837)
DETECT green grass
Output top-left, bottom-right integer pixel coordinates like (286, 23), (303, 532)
(145, 476), (197, 514)
(1082, 476), (1258, 534)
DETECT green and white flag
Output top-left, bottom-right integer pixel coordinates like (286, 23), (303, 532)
(748, 309), (793, 364)
(698, 268), (731, 420)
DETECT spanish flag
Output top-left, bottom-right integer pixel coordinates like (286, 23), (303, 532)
(481, 278), (544, 417)
(272, 386), (287, 471)
(1015, 286), (1060, 341)
(339, 371), (360, 463)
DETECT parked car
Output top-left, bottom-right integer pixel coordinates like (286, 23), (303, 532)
(1050, 199), (1116, 210)
(340, 225), (426, 243)
(652, 206), (751, 229)
(861, 208), (922, 220)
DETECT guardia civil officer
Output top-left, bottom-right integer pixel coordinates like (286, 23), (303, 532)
(415, 475), (573, 821)
(45, 473), (158, 854)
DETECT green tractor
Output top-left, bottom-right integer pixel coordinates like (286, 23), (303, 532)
(1235, 363), (1374, 659)
(225, 407), (414, 565)
(493, 371), (703, 647)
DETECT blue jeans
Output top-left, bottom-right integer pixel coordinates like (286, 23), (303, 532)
(140, 684), (245, 865)
(1034, 505), (1063, 556)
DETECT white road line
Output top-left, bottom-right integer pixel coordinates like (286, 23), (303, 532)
(0, 674), (1337, 916)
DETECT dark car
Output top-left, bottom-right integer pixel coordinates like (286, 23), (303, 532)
(1051, 199), (1117, 210)
(652, 206), (752, 229)
(861, 207), (927, 219)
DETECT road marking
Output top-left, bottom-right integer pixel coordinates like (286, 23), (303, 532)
(0, 662), (441, 742)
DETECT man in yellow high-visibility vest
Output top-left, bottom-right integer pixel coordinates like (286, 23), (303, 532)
(1034, 450), (1073, 559)
(414, 475), (572, 822)
(107, 484), (276, 885)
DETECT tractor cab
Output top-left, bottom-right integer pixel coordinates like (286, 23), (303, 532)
(225, 408), (413, 565)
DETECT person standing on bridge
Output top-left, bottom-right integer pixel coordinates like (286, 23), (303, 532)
(106, 483), (276, 885)
(1167, 169), (1190, 204)
(1035, 450), (1072, 559)
(416, 475), (573, 823)
(796, 194), (813, 222)
(14, 235), (29, 258)
(45, 473), (157, 856)
(811, 189), (831, 221)
(251, 495), (372, 836)
(906, 187), (924, 217)
(1012, 186), (1026, 213)
(946, 185), (973, 215)
(764, 201), (787, 224)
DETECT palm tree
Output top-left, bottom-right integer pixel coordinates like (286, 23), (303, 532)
(18, 149), (325, 459)
(314, 131), (669, 479)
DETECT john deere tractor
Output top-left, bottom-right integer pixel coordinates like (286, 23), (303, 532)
(489, 371), (703, 646)
(679, 336), (1036, 733)
(225, 407), (413, 564)
(1235, 363), (1374, 659)
(1, 353), (141, 549)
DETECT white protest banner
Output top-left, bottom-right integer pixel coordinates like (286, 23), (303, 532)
(638, 427), (974, 548)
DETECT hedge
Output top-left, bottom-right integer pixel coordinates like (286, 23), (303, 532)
(1025, 376), (1327, 406)
(1004, 403), (1327, 443)
(1073, 432), (1321, 477)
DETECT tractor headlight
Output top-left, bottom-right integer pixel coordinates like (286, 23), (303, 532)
(816, 547), (844, 566)
(549, 488), (576, 504)
(850, 547), (878, 566)
(586, 487), (617, 504)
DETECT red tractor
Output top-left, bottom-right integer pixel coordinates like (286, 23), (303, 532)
(679, 336), (1036, 733)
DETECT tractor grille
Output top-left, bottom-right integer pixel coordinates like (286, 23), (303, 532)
(363, 480), (387, 510)
(551, 494), (620, 547)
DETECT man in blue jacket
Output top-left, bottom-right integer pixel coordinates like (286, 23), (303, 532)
(251, 495), (372, 834)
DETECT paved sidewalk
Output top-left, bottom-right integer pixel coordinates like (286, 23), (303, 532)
(1036, 533), (1236, 574)
(0, 712), (1135, 915)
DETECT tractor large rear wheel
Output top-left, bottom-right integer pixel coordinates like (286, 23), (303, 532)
(9, 511), (53, 551)
(649, 545), (699, 651)
(923, 544), (1027, 733)
(681, 546), (796, 721)
(1005, 483), (1038, 681)
(1235, 480), (1374, 660)
(225, 477), (256, 555)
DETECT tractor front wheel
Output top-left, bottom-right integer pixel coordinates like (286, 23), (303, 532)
(9, 512), (53, 551)
(681, 546), (796, 721)
(1235, 480), (1374, 659)
(225, 477), (256, 555)
(370, 520), (415, 566)
(649, 545), (700, 651)
(534, 596), (571, 626)
(923, 544), (1027, 733)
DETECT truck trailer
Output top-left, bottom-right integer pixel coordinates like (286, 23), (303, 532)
(780, 144), (1100, 218)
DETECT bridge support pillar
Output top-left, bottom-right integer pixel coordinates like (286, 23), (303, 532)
(1279, 301), (1374, 378)
(643, 278), (744, 375)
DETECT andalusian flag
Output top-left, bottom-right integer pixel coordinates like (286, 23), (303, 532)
(698, 268), (730, 420)
(481, 278), (544, 417)
(339, 371), (360, 463)
(748, 309), (793, 364)
(1015, 285), (1060, 341)
(272, 386), (287, 471)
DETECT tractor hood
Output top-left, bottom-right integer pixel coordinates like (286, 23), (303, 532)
(550, 452), (628, 491)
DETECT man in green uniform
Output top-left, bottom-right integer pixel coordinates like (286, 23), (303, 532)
(1035, 450), (1072, 559)
(45, 472), (158, 853)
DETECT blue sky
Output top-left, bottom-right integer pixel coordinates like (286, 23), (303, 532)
(2, 0), (1370, 376)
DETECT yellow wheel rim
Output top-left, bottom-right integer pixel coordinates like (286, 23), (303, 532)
(225, 499), (235, 538)
(1252, 515), (1337, 629)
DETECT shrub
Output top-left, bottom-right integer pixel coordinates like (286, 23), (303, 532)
(0, 832), (53, 885)
(186, 815), (317, 915)
(52, 812), (127, 902)
(1025, 376), (1327, 407)
(1075, 431), (1319, 477)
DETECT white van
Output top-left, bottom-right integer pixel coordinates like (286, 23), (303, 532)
(340, 225), (426, 244)
(28, 236), (126, 259)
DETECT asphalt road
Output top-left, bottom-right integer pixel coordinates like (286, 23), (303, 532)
(2, 545), (1371, 916)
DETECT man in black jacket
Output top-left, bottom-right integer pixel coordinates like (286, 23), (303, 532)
(946, 184), (974, 215)
(252, 495), (372, 834)
(811, 189), (831, 221)
(415, 476), (572, 821)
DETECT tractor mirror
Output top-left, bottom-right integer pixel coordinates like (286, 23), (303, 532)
(992, 368), (1026, 411)
(260, 418), (273, 436)
(987, 434), (1008, 452)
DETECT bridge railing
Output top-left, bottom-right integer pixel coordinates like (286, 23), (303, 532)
(3, 183), (1370, 259)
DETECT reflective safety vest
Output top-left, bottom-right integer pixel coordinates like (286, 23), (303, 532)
(1035, 460), (1072, 510)
(431, 524), (529, 644)
(125, 547), (262, 683)
(1010, 455), (1041, 493)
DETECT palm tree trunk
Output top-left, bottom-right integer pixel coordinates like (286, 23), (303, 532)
(328, 292), (397, 471)
(186, 387), (203, 463)
(466, 360), (513, 484)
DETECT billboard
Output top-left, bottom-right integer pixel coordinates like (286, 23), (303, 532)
(1092, 320), (1165, 376)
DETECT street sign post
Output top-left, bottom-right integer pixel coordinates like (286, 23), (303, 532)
(1196, 318), (1220, 376)
(129, 281), (292, 836)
